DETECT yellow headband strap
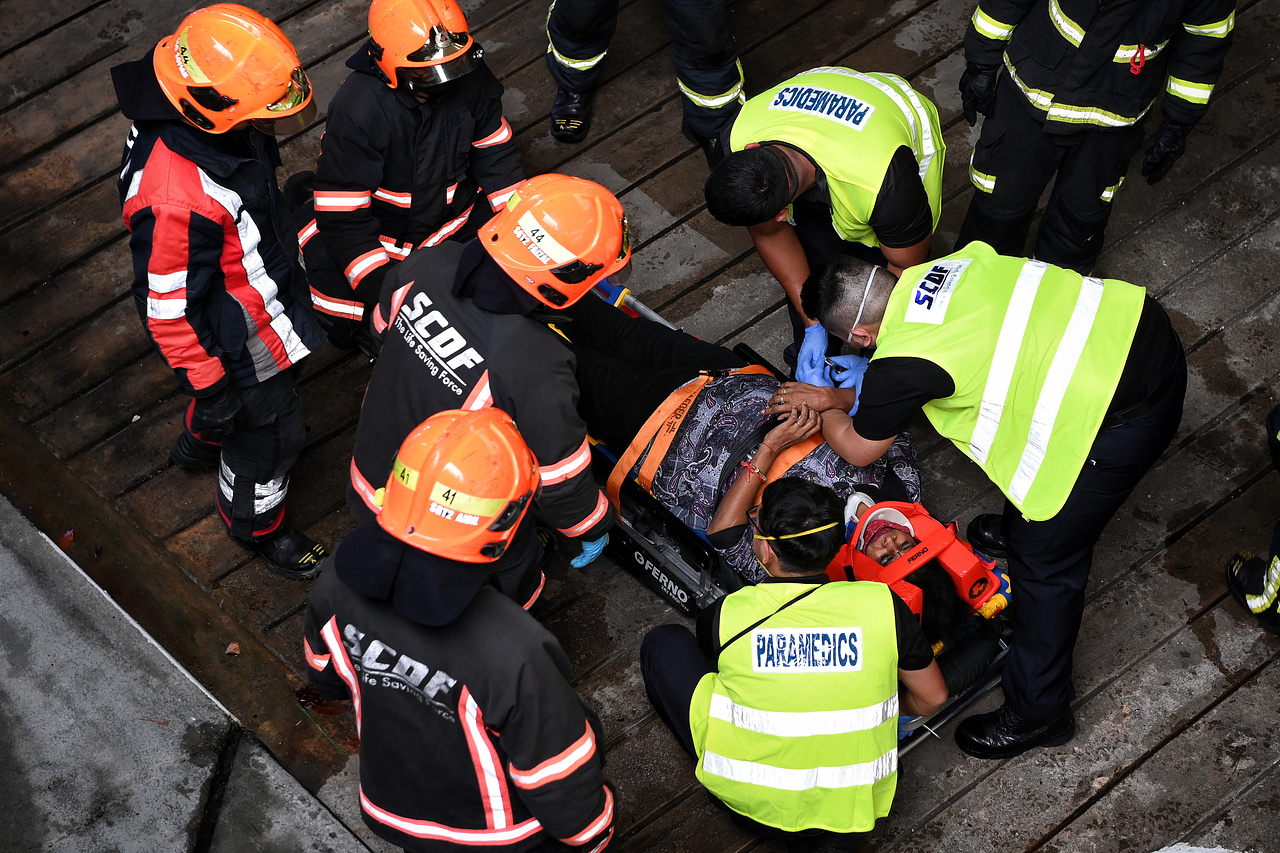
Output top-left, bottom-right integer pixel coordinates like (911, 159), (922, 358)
(753, 520), (841, 541)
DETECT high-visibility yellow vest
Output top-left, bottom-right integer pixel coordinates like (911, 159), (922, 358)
(691, 581), (899, 833)
(876, 242), (1145, 520)
(729, 66), (945, 247)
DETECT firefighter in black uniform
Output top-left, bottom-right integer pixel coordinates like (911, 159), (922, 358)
(305, 408), (615, 853)
(348, 174), (631, 606)
(299, 0), (523, 350)
(954, 0), (1236, 273)
(544, 0), (743, 164)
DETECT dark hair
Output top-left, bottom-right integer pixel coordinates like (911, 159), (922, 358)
(904, 559), (972, 645)
(757, 478), (845, 575)
(803, 253), (859, 326)
(704, 147), (794, 227)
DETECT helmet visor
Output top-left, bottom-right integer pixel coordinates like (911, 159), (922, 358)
(266, 67), (312, 113)
(250, 99), (317, 136)
(401, 45), (480, 91)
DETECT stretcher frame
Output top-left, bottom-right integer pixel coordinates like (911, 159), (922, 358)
(580, 283), (1011, 745)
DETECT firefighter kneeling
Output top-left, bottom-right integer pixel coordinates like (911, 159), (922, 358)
(305, 409), (614, 852)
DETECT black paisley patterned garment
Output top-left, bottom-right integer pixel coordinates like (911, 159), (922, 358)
(631, 373), (921, 583)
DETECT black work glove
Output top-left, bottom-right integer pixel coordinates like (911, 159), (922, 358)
(959, 64), (1000, 127)
(1141, 117), (1194, 184)
(190, 386), (243, 435)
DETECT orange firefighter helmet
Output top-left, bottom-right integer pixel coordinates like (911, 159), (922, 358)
(479, 174), (632, 309)
(375, 408), (538, 563)
(368, 0), (480, 91)
(153, 4), (316, 135)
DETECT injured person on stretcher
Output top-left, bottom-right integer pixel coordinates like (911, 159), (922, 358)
(561, 293), (1006, 698)
(559, 292), (921, 585)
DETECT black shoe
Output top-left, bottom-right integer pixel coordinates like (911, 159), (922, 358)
(169, 430), (221, 471)
(955, 704), (1075, 759)
(550, 87), (593, 143)
(239, 524), (326, 580)
(966, 513), (1007, 558)
(1225, 551), (1280, 635)
(681, 122), (727, 169)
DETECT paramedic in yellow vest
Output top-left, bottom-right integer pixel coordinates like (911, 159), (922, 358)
(640, 478), (947, 848)
(703, 66), (945, 382)
(782, 243), (1186, 759)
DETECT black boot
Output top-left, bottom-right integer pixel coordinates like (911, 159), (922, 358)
(169, 430), (221, 471)
(1225, 551), (1280, 635)
(550, 87), (593, 143)
(955, 704), (1075, 759)
(238, 523), (326, 580)
(966, 513), (1007, 558)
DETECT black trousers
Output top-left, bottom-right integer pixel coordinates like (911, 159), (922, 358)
(1000, 350), (1187, 719)
(184, 370), (305, 541)
(559, 294), (744, 452)
(954, 72), (1146, 274)
(545, 0), (742, 137)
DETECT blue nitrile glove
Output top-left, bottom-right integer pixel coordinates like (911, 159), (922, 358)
(898, 715), (922, 741)
(795, 324), (832, 386)
(570, 534), (609, 569)
(828, 354), (870, 416)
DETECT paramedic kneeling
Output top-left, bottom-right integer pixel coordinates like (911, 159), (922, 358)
(640, 479), (946, 851)
(793, 243), (1187, 759)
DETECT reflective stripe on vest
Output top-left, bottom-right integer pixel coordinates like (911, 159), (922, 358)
(875, 243), (1144, 520)
(729, 66), (944, 247)
(691, 581), (899, 834)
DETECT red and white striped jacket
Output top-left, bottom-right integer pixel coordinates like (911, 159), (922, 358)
(304, 559), (613, 853)
(113, 55), (323, 395)
(304, 43), (523, 323)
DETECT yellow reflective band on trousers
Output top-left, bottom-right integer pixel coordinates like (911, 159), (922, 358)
(690, 581), (899, 834)
(678, 60), (746, 109)
(729, 66), (944, 247)
(875, 242), (1145, 521)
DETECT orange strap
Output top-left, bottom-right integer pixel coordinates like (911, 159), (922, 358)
(606, 366), (772, 507)
(751, 433), (824, 503)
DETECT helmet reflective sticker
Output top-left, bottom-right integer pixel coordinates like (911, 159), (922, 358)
(174, 28), (211, 83)
(514, 211), (576, 265)
(429, 481), (507, 526)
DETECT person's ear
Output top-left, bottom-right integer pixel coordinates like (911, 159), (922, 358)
(745, 141), (760, 150)
(773, 208), (790, 223)
(752, 535), (775, 571)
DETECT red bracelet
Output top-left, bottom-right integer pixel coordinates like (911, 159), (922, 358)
(759, 442), (777, 455)
(741, 460), (766, 483)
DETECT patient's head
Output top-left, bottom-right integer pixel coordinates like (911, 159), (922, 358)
(861, 517), (919, 566)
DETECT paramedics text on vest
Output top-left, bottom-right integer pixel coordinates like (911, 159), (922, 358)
(753, 627), (864, 672)
(769, 85), (876, 130)
(904, 258), (970, 325)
